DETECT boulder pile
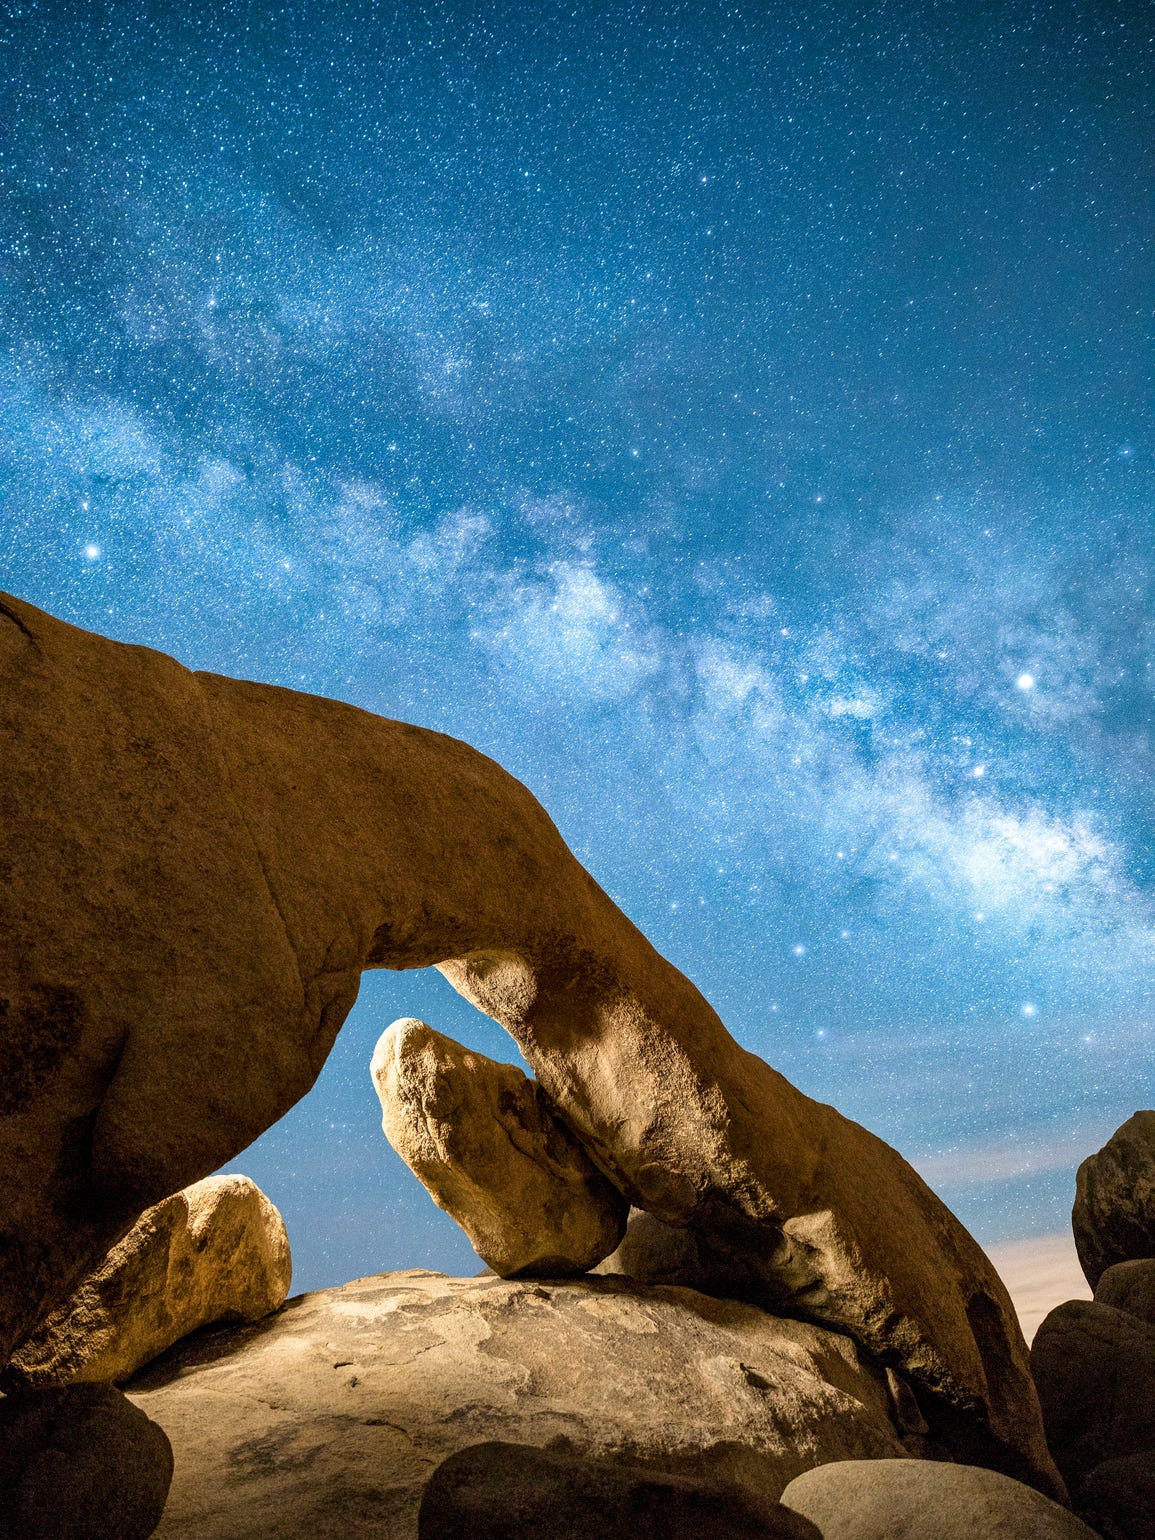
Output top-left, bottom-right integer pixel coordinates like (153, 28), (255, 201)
(1032, 1112), (1155, 1540)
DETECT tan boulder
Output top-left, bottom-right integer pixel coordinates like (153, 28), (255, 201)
(6, 1175), (290, 1387)
(0, 591), (1058, 1494)
(371, 1019), (627, 1276)
(127, 1269), (907, 1537)
(780, 1458), (1098, 1540)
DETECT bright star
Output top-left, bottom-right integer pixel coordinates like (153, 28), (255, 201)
(1016, 673), (1035, 691)
(84, 544), (101, 561)
(1021, 1002), (1037, 1018)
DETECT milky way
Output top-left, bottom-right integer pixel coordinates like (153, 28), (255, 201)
(2, 1), (1152, 1287)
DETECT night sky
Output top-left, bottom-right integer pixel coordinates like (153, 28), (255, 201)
(3, 1), (1153, 1291)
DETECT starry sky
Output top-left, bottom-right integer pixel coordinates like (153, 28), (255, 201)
(3, 0), (1153, 1291)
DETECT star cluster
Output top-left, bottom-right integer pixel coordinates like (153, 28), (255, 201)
(2, 0), (1153, 1287)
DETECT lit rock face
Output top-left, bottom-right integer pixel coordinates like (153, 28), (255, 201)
(780, 1459), (1099, 1540)
(126, 1269), (906, 1538)
(371, 1019), (627, 1277)
(0, 590), (1058, 1493)
(1073, 1111), (1155, 1287)
(6, 1175), (290, 1388)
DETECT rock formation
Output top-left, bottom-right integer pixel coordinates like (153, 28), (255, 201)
(0, 589), (1058, 1492)
(0, 1382), (173, 1540)
(417, 1442), (821, 1539)
(371, 1019), (627, 1276)
(5, 1175), (290, 1388)
(779, 1458), (1099, 1539)
(1073, 1111), (1155, 1287)
(125, 1269), (907, 1536)
(1095, 1258), (1155, 1323)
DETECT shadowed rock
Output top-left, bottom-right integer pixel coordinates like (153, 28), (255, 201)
(1079, 1452), (1155, 1540)
(418, 1441), (822, 1540)
(371, 1019), (627, 1276)
(0, 590), (1059, 1494)
(1073, 1111), (1155, 1288)
(1031, 1299), (1155, 1492)
(0, 1382), (173, 1540)
(1095, 1258), (1155, 1325)
(6, 1175), (290, 1388)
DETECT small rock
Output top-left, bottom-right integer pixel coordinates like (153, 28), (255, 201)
(0, 1381), (173, 1540)
(594, 1207), (762, 1296)
(371, 1019), (628, 1277)
(1095, 1258), (1155, 1325)
(1073, 1111), (1155, 1287)
(1031, 1298), (1155, 1490)
(418, 1442), (821, 1539)
(780, 1457), (1099, 1539)
(1079, 1451), (1155, 1540)
(7, 1175), (291, 1387)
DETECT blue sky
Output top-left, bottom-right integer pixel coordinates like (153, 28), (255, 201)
(3, 0), (1153, 1289)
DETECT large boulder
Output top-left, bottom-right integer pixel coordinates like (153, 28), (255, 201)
(371, 1019), (627, 1276)
(418, 1442), (820, 1540)
(1031, 1298), (1155, 1491)
(0, 590), (1058, 1493)
(1073, 1112), (1155, 1288)
(0, 1382), (173, 1540)
(126, 1269), (907, 1537)
(780, 1458), (1098, 1540)
(6, 1175), (290, 1388)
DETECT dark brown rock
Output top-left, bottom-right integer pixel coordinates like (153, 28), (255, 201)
(1031, 1298), (1155, 1490)
(1073, 1111), (1155, 1288)
(1079, 1451), (1155, 1540)
(1095, 1258), (1155, 1325)
(418, 1442), (821, 1540)
(0, 590), (1058, 1495)
(0, 1381), (172, 1539)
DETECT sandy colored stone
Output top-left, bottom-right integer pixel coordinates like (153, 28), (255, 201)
(1095, 1258), (1155, 1324)
(127, 1269), (906, 1538)
(0, 590), (1058, 1494)
(780, 1458), (1098, 1540)
(1074, 1111), (1155, 1288)
(417, 1442), (822, 1539)
(1031, 1298), (1155, 1492)
(7, 1175), (290, 1388)
(372, 1019), (627, 1276)
(0, 1382), (173, 1540)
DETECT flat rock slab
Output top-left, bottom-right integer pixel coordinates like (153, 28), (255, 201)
(780, 1458), (1100, 1540)
(127, 1270), (906, 1538)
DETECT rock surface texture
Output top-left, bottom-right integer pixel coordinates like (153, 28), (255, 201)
(126, 1269), (907, 1537)
(1073, 1111), (1155, 1288)
(6, 1175), (290, 1388)
(417, 1442), (821, 1540)
(1031, 1298), (1155, 1492)
(371, 1019), (627, 1276)
(1095, 1258), (1155, 1324)
(780, 1458), (1099, 1540)
(0, 1382), (173, 1540)
(0, 590), (1058, 1493)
